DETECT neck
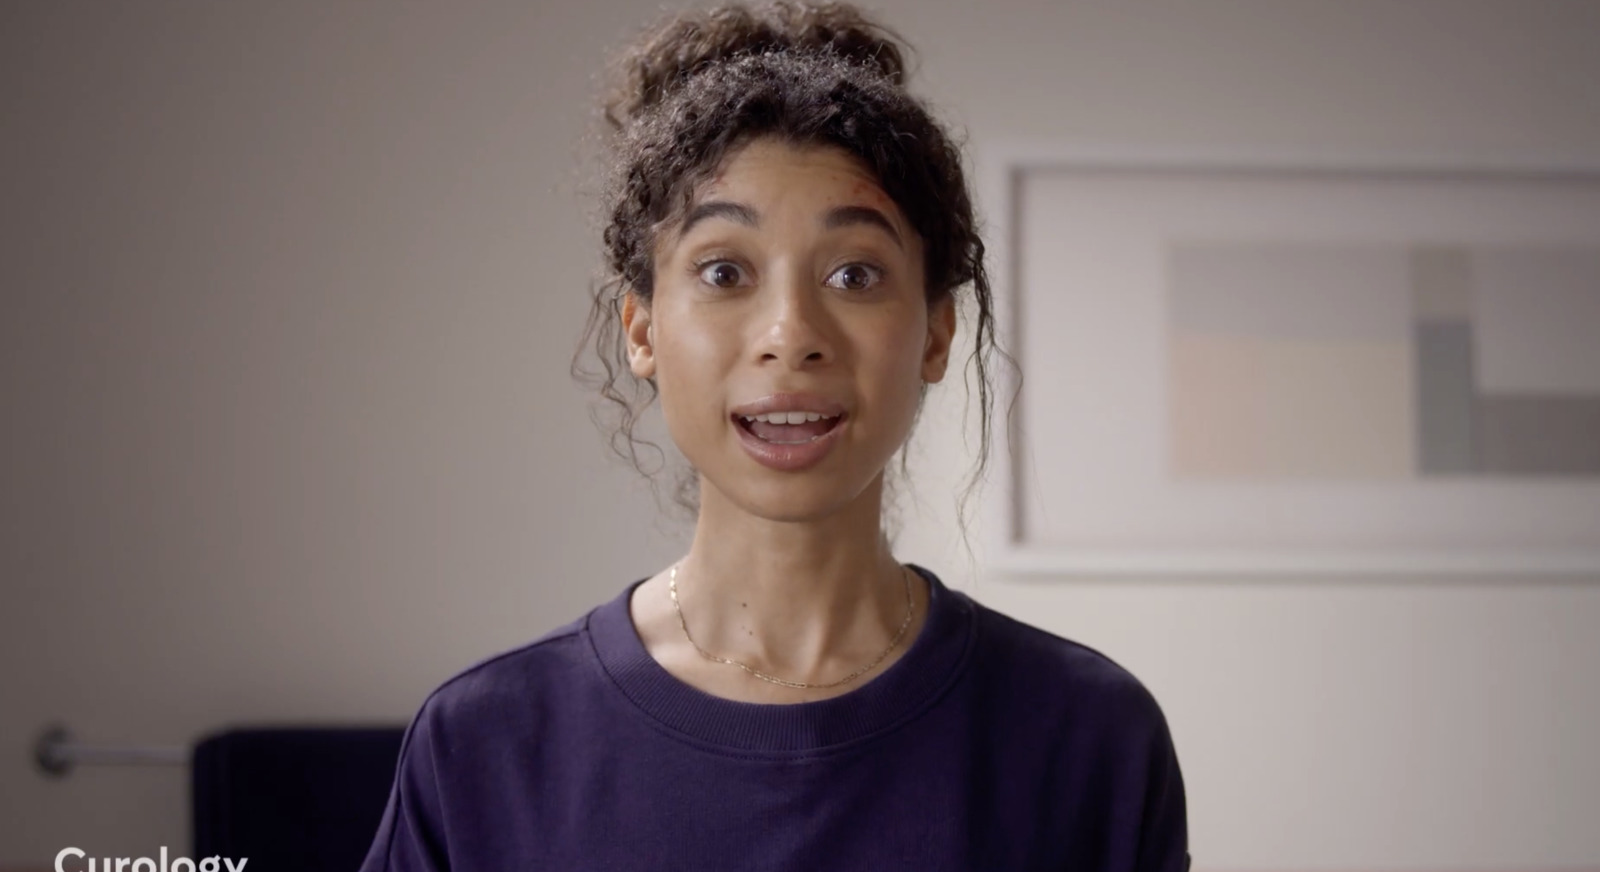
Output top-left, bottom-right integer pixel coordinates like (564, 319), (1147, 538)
(675, 472), (912, 683)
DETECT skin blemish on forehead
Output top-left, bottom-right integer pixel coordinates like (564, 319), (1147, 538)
(836, 171), (907, 233)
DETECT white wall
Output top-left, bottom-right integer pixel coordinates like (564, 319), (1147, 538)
(2, 1), (1596, 868)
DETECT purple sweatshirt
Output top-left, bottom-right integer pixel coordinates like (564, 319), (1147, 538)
(358, 564), (1190, 871)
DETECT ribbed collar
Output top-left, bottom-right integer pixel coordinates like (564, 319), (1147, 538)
(586, 563), (975, 756)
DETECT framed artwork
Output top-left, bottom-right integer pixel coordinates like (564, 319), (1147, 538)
(977, 146), (1600, 575)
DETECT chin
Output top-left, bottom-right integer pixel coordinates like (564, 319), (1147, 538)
(704, 467), (880, 524)
(739, 480), (858, 523)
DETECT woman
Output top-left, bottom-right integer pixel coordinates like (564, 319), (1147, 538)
(360, 2), (1190, 870)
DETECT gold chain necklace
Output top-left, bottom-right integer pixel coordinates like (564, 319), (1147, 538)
(668, 560), (915, 689)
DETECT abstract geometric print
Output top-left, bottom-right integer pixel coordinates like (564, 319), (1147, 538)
(1167, 242), (1600, 481)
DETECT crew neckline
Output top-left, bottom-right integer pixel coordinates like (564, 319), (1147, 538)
(586, 563), (975, 755)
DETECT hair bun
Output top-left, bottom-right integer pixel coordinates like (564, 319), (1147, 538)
(604, 1), (909, 130)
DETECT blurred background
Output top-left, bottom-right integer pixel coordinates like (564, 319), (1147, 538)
(2, 1), (1597, 869)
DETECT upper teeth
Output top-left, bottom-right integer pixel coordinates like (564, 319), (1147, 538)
(741, 411), (838, 425)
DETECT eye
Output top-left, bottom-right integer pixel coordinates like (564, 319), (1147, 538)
(824, 262), (883, 292)
(695, 260), (749, 289)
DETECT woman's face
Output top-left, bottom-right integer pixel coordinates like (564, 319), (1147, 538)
(624, 138), (956, 522)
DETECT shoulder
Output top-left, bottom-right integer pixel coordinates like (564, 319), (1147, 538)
(963, 593), (1170, 738)
(407, 613), (592, 736)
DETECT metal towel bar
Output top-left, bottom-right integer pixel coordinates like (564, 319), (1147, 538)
(33, 722), (189, 778)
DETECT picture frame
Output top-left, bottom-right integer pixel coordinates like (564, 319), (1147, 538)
(975, 144), (1600, 576)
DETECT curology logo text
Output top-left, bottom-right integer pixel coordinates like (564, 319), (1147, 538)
(56, 847), (247, 872)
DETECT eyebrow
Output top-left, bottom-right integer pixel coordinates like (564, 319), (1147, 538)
(677, 200), (904, 250)
(823, 205), (903, 249)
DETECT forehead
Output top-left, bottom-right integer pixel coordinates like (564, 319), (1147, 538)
(693, 139), (902, 220)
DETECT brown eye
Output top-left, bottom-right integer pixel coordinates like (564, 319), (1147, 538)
(697, 261), (746, 288)
(825, 263), (882, 292)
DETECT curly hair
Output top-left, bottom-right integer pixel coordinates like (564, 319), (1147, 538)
(571, 0), (1016, 543)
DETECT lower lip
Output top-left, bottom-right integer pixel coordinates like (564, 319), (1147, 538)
(733, 415), (846, 472)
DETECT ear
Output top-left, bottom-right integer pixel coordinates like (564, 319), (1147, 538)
(621, 290), (656, 380)
(921, 293), (957, 384)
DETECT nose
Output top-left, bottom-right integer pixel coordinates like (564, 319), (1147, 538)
(753, 265), (834, 369)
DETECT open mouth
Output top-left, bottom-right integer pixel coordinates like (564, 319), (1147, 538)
(734, 411), (846, 445)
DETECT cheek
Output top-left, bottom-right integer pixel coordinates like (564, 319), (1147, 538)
(653, 318), (733, 431)
(855, 318), (927, 414)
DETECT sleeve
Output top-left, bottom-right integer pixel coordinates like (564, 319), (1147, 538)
(1134, 700), (1191, 872)
(358, 696), (452, 872)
